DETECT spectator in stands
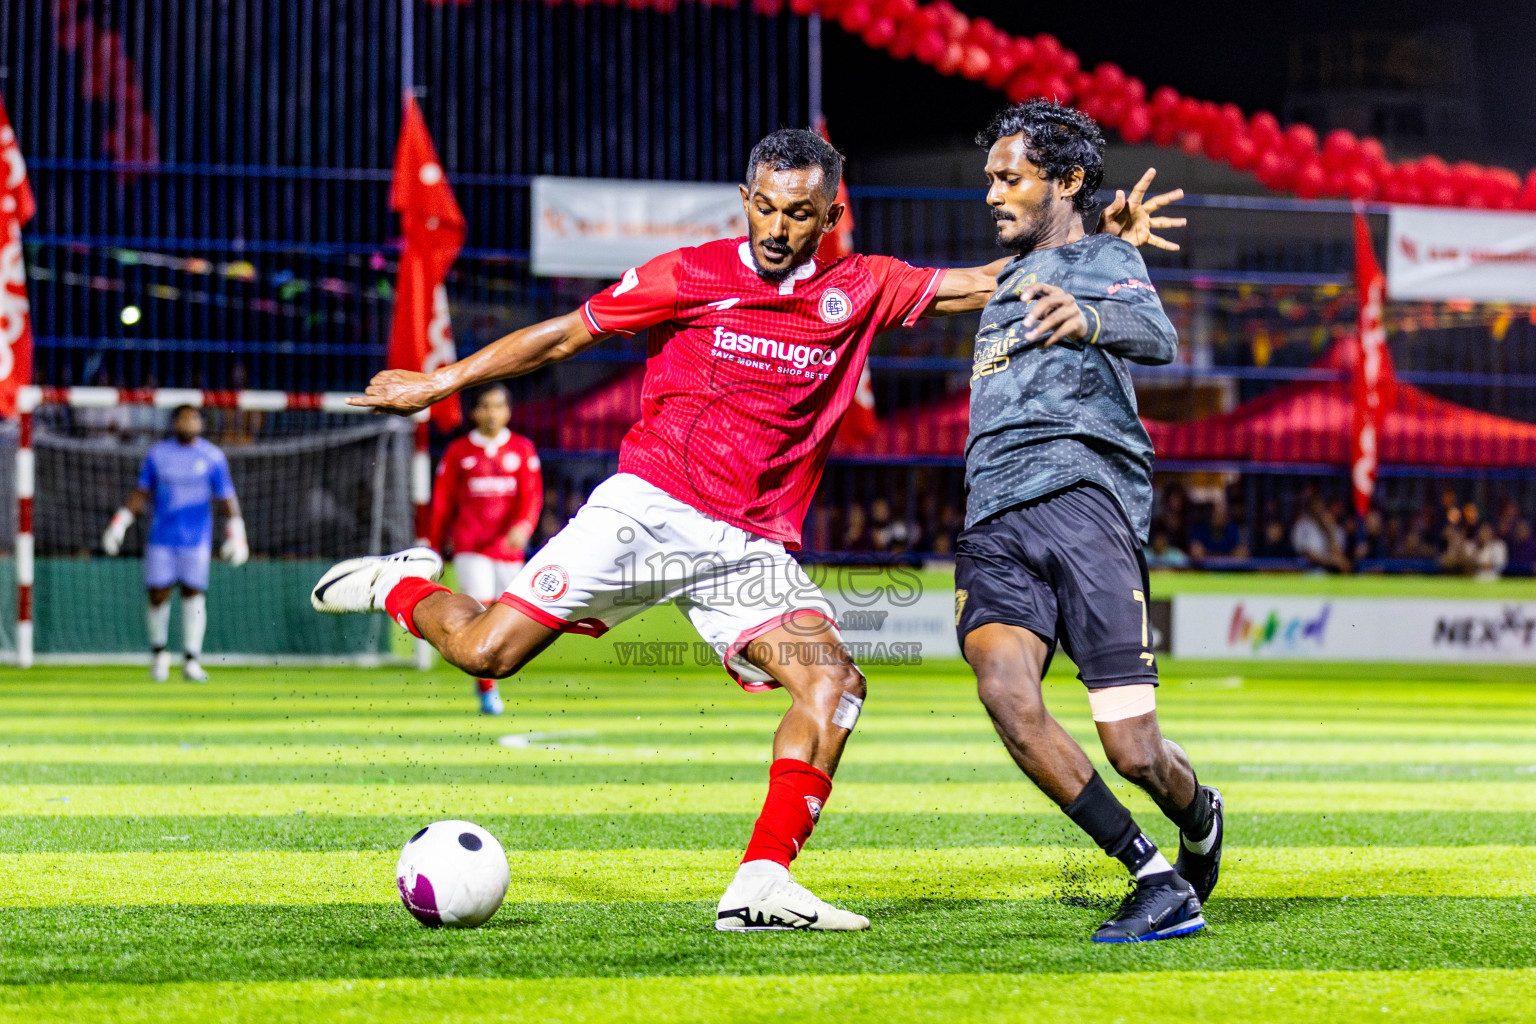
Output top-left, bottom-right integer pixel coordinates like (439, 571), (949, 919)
(1351, 508), (1389, 564)
(1188, 504), (1248, 560)
(1144, 527), (1190, 569)
(1398, 507), (1440, 560)
(1255, 517), (1295, 559)
(1496, 498), (1521, 542)
(1438, 523), (1478, 575)
(1507, 520), (1536, 574)
(1154, 482), (1191, 548)
(1291, 496), (1351, 573)
(841, 502), (873, 552)
(869, 497), (912, 554)
(1472, 523), (1508, 581)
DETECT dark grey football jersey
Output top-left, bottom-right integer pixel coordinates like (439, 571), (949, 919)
(964, 234), (1177, 540)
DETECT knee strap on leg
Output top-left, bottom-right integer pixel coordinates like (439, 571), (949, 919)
(831, 692), (863, 730)
(1088, 683), (1156, 723)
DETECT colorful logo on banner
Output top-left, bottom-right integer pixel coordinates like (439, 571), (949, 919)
(1227, 602), (1331, 652)
(0, 91), (35, 419)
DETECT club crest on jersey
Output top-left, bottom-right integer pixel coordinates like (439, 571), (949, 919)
(804, 796), (823, 822)
(530, 565), (569, 602)
(818, 287), (852, 325)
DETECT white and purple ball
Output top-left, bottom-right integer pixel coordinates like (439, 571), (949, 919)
(395, 820), (510, 928)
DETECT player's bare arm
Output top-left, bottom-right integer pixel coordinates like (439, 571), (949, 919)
(348, 311), (602, 415)
(924, 166), (1183, 317)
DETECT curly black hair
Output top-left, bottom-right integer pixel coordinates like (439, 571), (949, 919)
(744, 128), (843, 204)
(975, 100), (1106, 216)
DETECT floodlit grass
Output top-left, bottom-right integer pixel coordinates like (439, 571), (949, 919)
(0, 655), (1533, 1021)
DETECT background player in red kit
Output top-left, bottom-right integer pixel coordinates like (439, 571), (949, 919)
(314, 128), (1177, 931)
(429, 384), (542, 715)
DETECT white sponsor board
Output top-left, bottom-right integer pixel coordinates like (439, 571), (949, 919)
(821, 570), (961, 661)
(1387, 206), (1536, 303)
(532, 176), (745, 278)
(1173, 594), (1536, 663)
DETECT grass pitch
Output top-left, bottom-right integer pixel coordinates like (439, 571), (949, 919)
(0, 646), (1533, 1022)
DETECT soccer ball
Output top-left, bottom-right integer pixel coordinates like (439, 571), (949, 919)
(395, 819), (511, 928)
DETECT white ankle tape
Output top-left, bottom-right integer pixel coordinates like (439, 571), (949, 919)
(831, 692), (863, 730)
(1088, 683), (1156, 723)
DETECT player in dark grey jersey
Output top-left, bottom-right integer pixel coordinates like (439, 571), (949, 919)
(956, 101), (1223, 942)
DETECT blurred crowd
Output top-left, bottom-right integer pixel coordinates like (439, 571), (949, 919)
(1144, 482), (1536, 578)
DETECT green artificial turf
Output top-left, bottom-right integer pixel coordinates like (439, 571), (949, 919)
(0, 657), (1533, 1021)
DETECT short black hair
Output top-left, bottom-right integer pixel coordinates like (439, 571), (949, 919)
(744, 129), (842, 204)
(473, 383), (509, 407)
(170, 404), (199, 420)
(975, 100), (1105, 216)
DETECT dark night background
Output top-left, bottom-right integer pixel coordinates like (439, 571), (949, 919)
(823, 0), (1536, 176)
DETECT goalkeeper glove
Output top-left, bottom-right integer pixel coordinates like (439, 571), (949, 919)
(102, 508), (134, 556)
(221, 516), (249, 567)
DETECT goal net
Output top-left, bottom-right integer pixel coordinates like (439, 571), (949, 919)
(0, 388), (420, 665)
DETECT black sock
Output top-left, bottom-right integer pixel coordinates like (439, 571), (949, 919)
(1168, 780), (1213, 839)
(1063, 771), (1159, 875)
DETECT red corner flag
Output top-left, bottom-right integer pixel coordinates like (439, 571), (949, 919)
(388, 95), (466, 431)
(0, 91), (36, 419)
(1349, 211), (1395, 517)
(818, 118), (877, 447)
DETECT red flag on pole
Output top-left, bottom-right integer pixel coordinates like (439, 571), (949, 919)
(817, 118), (878, 446)
(0, 91), (35, 419)
(388, 95), (466, 432)
(1349, 211), (1395, 517)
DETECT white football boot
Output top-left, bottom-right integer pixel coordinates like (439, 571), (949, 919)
(311, 547), (444, 615)
(715, 860), (870, 932)
(150, 650), (171, 682)
(182, 656), (209, 683)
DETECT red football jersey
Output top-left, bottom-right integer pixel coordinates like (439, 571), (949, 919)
(429, 428), (543, 561)
(580, 238), (945, 548)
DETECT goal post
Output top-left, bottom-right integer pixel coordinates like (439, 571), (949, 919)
(4, 386), (434, 668)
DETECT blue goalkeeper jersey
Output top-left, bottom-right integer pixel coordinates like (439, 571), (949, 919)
(136, 438), (235, 548)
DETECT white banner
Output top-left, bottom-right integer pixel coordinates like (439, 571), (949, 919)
(1173, 594), (1536, 663)
(1387, 205), (1536, 303)
(532, 176), (745, 278)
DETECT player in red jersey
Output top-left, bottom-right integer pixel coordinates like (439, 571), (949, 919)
(429, 384), (542, 715)
(314, 128), (1177, 931)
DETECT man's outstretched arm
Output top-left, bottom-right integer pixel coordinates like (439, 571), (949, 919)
(924, 168), (1186, 318)
(348, 311), (603, 416)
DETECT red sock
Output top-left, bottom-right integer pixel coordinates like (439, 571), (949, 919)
(384, 577), (451, 638)
(742, 758), (833, 868)
(476, 678), (497, 693)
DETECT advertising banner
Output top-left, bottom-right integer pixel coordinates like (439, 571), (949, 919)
(1387, 206), (1536, 303)
(532, 176), (745, 278)
(1173, 594), (1536, 663)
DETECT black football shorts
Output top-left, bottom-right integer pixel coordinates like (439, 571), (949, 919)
(954, 482), (1158, 689)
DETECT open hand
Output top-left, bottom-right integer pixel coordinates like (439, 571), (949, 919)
(1098, 168), (1185, 251)
(346, 369), (445, 416)
(1020, 283), (1088, 345)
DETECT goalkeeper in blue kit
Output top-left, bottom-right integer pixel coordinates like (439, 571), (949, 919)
(102, 405), (248, 681)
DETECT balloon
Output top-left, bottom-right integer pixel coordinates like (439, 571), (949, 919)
(914, 29), (947, 64)
(788, 0), (817, 14)
(960, 44), (991, 80)
(1057, 49), (1080, 75)
(1120, 104), (1151, 144)
(1100, 93), (1129, 128)
(1005, 71), (1040, 103)
(1034, 33), (1062, 63)
(838, 2), (872, 33)
(1149, 115), (1178, 147)
(984, 50), (1019, 89)
(1180, 130), (1205, 157)
(1226, 132), (1257, 170)
(1248, 111), (1282, 147)
(1283, 123), (1319, 162)
(1010, 36), (1036, 66)
(1150, 85), (1180, 112)
(1427, 182), (1457, 206)
(936, 40), (964, 75)
(1254, 148), (1290, 189)
(861, 15), (897, 47)
(887, 22), (918, 59)
(1122, 77), (1147, 105)
(1094, 62), (1126, 92)
(1293, 160), (1326, 199)
(752, 0), (784, 14)
(879, 0), (916, 18)
(1042, 74), (1072, 102)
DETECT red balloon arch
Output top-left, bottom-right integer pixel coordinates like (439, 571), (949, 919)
(530, 0), (1536, 210)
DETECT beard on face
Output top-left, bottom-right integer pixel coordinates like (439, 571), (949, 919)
(749, 238), (799, 282)
(992, 195), (1052, 255)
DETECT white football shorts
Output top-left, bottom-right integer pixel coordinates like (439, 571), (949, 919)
(500, 473), (837, 690)
(452, 552), (524, 604)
